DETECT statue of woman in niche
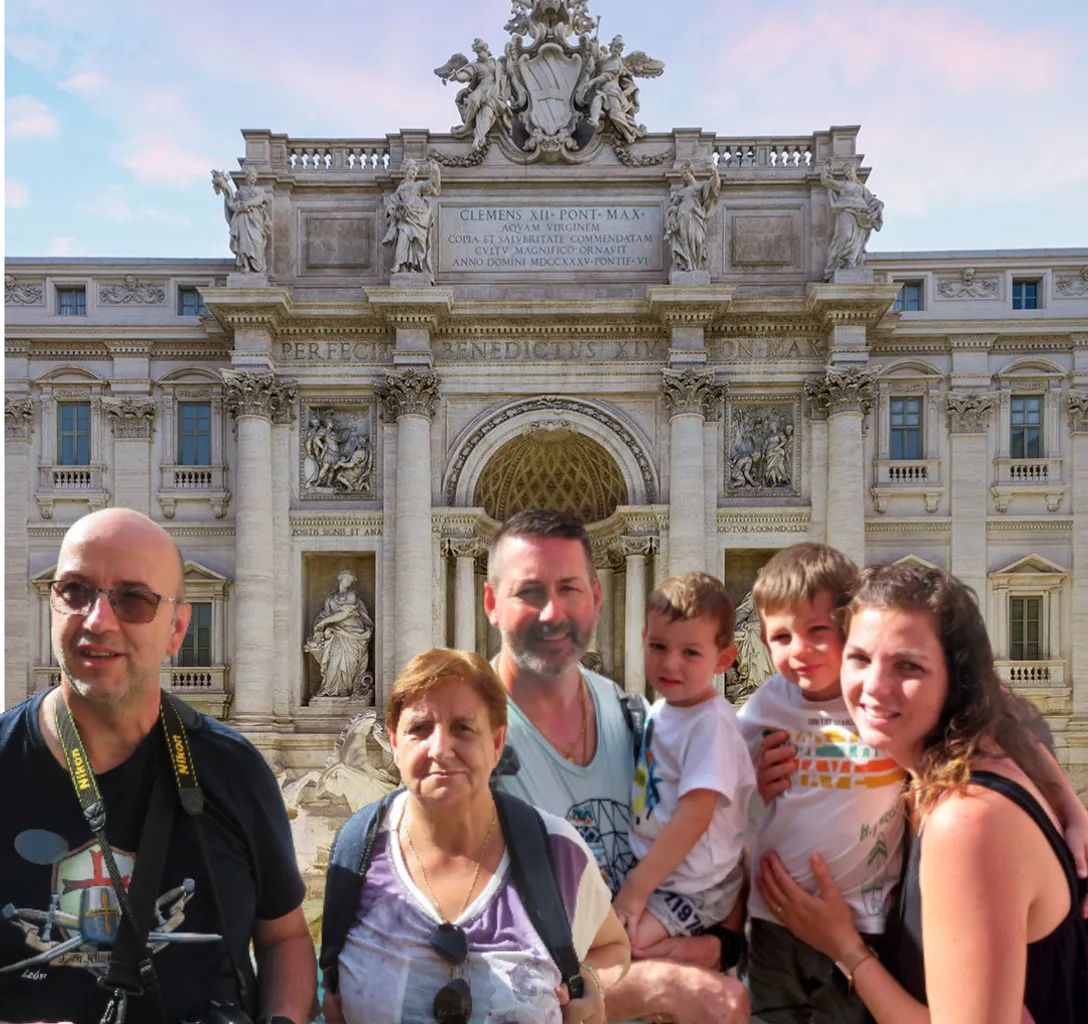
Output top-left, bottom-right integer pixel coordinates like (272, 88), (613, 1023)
(821, 161), (884, 279)
(665, 158), (721, 272)
(381, 158), (441, 276)
(726, 590), (776, 705)
(304, 569), (374, 700)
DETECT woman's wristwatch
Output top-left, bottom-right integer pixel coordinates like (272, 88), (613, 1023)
(834, 943), (878, 992)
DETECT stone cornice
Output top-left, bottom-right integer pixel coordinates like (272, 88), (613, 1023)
(364, 287), (455, 330)
(805, 282), (900, 327)
(375, 369), (441, 421)
(645, 285), (734, 327)
(201, 286), (294, 335)
(865, 517), (951, 535)
(102, 396), (156, 439)
(5, 397), (34, 441)
(289, 512), (385, 537)
(804, 368), (876, 417)
(661, 367), (725, 417)
(221, 369), (296, 420)
(716, 509), (811, 534)
(946, 391), (997, 433)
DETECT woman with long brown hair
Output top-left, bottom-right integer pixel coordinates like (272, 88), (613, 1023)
(757, 562), (1088, 1023)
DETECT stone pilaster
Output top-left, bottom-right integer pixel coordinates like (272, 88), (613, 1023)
(271, 391), (297, 721)
(806, 397), (830, 544)
(621, 536), (654, 694)
(102, 396), (155, 515)
(5, 398), (34, 709)
(804, 368), (875, 567)
(703, 405), (722, 575)
(946, 392), (997, 603)
(594, 557), (615, 677)
(662, 368), (725, 576)
(377, 369), (440, 673)
(222, 369), (295, 723)
(446, 538), (479, 652)
(1069, 392), (1088, 720)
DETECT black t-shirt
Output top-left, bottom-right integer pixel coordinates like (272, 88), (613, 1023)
(0, 692), (306, 1023)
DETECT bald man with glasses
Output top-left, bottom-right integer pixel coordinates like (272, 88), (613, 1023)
(0, 508), (315, 1024)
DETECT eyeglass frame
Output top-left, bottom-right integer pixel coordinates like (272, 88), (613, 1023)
(45, 579), (186, 624)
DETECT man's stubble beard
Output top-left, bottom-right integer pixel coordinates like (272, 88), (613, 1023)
(502, 620), (593, 679)
(57, 645), (157, 712)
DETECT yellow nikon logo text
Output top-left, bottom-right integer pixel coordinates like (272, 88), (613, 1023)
(71, 748), (91, 791)
(172, 734), (190, 775)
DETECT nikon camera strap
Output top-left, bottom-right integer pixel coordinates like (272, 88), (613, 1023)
(54, 690), (247, 1024)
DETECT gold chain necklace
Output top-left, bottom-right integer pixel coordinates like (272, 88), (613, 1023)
(557, 676), (588, 764)
(403, 805), (497, 923)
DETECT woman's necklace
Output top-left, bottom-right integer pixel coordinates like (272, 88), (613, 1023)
(403, 805), (498, 923)
(557, 676), (588, 765)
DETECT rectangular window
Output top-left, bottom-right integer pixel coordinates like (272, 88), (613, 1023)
(892, 281), (923, 312)
(1009, 596), (1043, 661)
(177, 287), (207, 316)
(177, 402), (212, 466)
(1012, 279), (1040, 310)
(57, 287), (86, 316)
(889, 396), (923, 460)
(177, 602), (213, 667)
(1010, 395), (1043, 458)
(56, 402), (91, 466)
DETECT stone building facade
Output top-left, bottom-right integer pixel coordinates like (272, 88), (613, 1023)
(5, 3), (1088, 874)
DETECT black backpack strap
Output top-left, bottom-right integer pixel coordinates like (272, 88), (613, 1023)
(615, 685), (648, 765)
(319, 788), (401, 994)
(494, 790), (584, 999)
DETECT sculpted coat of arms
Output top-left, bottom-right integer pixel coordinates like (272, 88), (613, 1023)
(434, 0), (663, 161)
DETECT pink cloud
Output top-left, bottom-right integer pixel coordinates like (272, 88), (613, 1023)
(6, 95), (58, 139)
(6, 180), (30, 208)
(118, 135), (212, 188)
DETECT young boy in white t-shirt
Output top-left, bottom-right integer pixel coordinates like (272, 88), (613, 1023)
(737, 543), (907, 1024)
(612, 572), (755, 951)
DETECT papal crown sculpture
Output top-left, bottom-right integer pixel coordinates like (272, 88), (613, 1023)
(434, 0), (664, 161)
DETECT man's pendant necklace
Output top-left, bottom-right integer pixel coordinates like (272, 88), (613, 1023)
(557, 677), (588, 764)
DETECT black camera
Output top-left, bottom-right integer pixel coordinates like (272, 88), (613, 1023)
(178, 1000), (253, 1024)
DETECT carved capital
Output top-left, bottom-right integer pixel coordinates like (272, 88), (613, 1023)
(444, 537), (479, 559)
(661, 368), (725, 419)
(271, 378), (298, 424)
(618, 535), (655, 558)
(102, 396), (156, 439)
(946, 392), (997, 434)
(1069, 391), (1088, 434)
(221, 369), (293, 421)
(5, 398), (34, 441)
(376, 369), (441, 421)
(803, 368), (876, 417)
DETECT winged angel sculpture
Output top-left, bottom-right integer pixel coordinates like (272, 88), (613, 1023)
(434, 1), (663, 158)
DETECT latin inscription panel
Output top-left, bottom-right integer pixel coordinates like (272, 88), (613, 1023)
(438, 203), (663, 274)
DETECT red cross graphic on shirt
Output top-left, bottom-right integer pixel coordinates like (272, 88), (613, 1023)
(61, 848), (131, 894)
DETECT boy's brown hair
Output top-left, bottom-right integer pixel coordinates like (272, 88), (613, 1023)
(751, 543), (858, 622)
(647, 572), (735, 646)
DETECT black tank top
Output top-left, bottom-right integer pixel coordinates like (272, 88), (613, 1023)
(885, 770), (1088, 1022)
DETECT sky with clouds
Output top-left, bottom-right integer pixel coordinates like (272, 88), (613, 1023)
(4, 0), (1087, 260)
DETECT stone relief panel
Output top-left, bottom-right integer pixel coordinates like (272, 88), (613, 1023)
(301, 404), (376, 499)
(5, 275), (43, 305)
(303, 555), (376, 706)
(299, 210), (375, 274)
(98, 276), (165, 305)
(725, 399), (799, 498)
(727, 213), (800, 270)
(936, 267), (999, 299)
(1055, 267), (1088, 297)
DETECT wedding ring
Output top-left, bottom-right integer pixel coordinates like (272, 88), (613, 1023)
(774, 904), (784, 915)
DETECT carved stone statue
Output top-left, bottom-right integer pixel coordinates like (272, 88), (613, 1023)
(382, 159), (441, 277)
(304, 570), (374, 701)
(665, 159), (721, 273)
(505, 0), (596, 43)
(211, 167), (271, 275)
(821, 161), (884, 280)
(725, 591), (776, 705)
(728, 407), (795, 492)
(582, 35), (663, 144)
(434, 39), (510, 151)
(318, 709), (399, 813)
(302, 408), (373, 495)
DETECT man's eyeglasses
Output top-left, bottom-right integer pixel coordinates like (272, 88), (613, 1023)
(429, 922), (472, 1024)
(46, 579), (183, 625)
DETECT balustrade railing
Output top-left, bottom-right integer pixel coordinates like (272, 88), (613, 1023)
(994, 457), (1063, 486)
(160, 465), (226, 491)
(874, 458), (941, 487)
(712, 137), (814, 171)
(282, 140), (390, 173)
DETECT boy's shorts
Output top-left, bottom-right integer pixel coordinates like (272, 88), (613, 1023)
(645, 862), (743, 937)
(747, 917), (879, 1024)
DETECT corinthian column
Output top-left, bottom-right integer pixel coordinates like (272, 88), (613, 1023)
(5, 398), (34, 708)
(102, 396), (156, 515)
(946, 391), (996, 603)
(377, 369), (440, 673)
(662, 369), (725, 577)
(446, 538), (479, 653)
(804, 368), (875, 567)
(222, 370), (295, 723)
(1068, 392), (1088, 720)
(621, 536), (654, 694)
(271, 390), (297, 720)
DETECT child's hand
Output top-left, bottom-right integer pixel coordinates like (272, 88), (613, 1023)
(612, 882), (648, 944)
(757, 731), (796, 802)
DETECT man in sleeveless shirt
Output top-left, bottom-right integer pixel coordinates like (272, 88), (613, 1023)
(485, 510), (749, 1024)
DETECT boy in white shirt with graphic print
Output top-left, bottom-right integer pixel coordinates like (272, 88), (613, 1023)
(612, 572), (755, 953)
(737, 543), (906, 1024)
